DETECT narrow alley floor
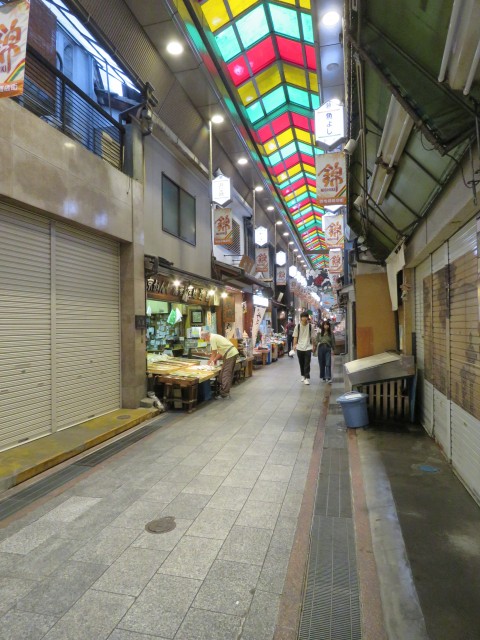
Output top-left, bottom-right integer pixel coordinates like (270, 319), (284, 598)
(0, 354), (479, 639)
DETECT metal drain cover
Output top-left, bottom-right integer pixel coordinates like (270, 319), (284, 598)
(145, 516), (176, 534)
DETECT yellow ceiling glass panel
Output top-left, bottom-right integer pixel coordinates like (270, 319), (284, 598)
(285, 192), (295, 203)
(276, 129), (294, 147)
(305, 164), (316, 176)
(292, 185), (308, 197)
(256, 66), (282, 95)
(277, 0), (297, 5)
(228, 0), (259, 17)
(284, 64), (308, 89)
(201, 0), (230, 32)
(287, 165), (302, 179)
(265, 140), (279, 155)
(308, 72), (317, 91)
(238, 80), (258, 106)
(299, 0), (311, 8)
(296, 128), (313, 145)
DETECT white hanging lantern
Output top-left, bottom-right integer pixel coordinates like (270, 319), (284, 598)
(255, 226), (268, 246)
(276, 250), (286, 266)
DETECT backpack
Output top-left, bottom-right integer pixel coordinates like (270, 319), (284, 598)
(296, 323), (315, 346)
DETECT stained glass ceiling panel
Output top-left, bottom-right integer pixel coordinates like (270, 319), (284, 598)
(197, 0), (328, 262)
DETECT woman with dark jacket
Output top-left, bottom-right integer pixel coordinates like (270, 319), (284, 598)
(316, 320), (335, 382)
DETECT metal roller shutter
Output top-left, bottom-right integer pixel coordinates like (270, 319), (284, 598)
(415, 257), (434, 435)
(0, 206), (52, 451)
(54, 224), (121, 430)
(431, 245), (450, 458)
(448, 216), (480, 502)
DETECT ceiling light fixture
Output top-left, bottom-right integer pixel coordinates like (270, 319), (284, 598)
(237, 157), (248, 165)
(283, 232), (289, 236)
(254, 186), (264, 192)
(322, 11), (341, 26)
(438, 0), (480, 95)
(211, 114), (224, 124)
(166, 41), (184, 55)
(369, 96), (413, 205)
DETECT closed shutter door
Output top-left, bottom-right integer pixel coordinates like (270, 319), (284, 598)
(55, 224), (121, 430)
(431, 245), (450, 458)
(448, 216), (480, 501)
(417, 257), (434, 435)
(0, 206), (52, 451)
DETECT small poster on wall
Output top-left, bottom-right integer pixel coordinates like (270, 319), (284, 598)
(223, 295), (235, 323)
(224, 322), (235, 339)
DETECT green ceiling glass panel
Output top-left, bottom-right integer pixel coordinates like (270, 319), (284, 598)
(287, 86), (310, 108)
(268, 150), (282, 165)
(301, 12), (314, 44)
(311, 94), (320, 109)
(215, 26), (241, 62)
(280, 141), (298, 160)
(263, 86), (287, 114)
(298, 141), (314, 156)
(268, 4), (300, 39)
(236, 6), (269, 49)
(246, 100), (265, 123)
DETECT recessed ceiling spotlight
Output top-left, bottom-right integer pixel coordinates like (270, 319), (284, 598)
(254, 186), (264, 192)
(237, 157), (248, 165)
(267, 206), (275, 211)
(166, 41), (184, 55)
(283, 232), (289, 236)
(275, 220), (283, 224)
(289, 241), (294, 245)
(322, 11), (340, 26)
(294, 249), (299, 252)
(211, 114), (224, 124)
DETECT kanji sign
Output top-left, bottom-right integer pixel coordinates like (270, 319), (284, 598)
(316, 152), (347, 206)
(328, 249), (343, 274)
(276, 267), (286, 286)
(0, 0), (30, 99)
(255, 247), (269, 275)
(323, 213), (344, 248)
(211, 174), (231, 205)
(314, 100), (345, 151)
(214, 208), (233, 245)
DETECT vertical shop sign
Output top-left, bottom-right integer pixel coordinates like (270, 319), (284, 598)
(276, 267), (287, 286)
(224, 322), (235, 339)
(213, 208), (233, 245)
(251, 306), (266, 345)
(323, 213), (344, 248)
(255, 247), (269, 275)
(316, 152), (347, 206)
(0, 0), (31, 98)
(328, 249), (343, 274)
(222, 295), (235, 323)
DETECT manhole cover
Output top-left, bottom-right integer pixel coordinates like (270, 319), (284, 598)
(145, 516), (176, 534)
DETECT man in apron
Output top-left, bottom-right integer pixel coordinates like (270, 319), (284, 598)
(201, 330), (239, 399)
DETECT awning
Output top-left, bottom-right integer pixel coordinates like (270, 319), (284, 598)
(212, 259), (273, 297)
(145, 255), (225, 291)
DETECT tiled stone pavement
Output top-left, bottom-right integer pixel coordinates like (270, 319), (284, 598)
(0, 355), (327, 639)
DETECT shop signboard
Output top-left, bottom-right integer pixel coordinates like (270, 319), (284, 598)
(323, 213), (344, 248)
(0, 0), (31, 99)
(251, 305), (266, 345)
(212, 174), (231, 205)
(276, 267), (287, 286)
(213, 208), (233, 245)
(329, 249), (343, 274)
(239, 254), (255, 275)
(314, 99), (345, 150)
(316, 152), (347, 206)
(255, 247), (269, 275)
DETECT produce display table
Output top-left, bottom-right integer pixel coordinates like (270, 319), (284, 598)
(147, 357), (221, 413)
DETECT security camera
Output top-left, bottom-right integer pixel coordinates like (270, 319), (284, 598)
(344, 138), (357, 154)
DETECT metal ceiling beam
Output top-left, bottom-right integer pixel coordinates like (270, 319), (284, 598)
(345, 30), (447, 154)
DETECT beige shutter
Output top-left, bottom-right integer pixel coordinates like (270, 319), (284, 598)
(415, 257), (433, 435)
(448, 216), (480, 502)
(54, 224), (121, 430)
(0, 206), (52, 451)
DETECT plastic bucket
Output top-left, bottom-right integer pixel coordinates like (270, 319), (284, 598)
(337, 391), (369, 428)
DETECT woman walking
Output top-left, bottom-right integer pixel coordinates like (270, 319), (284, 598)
(316, 320), (335, 382)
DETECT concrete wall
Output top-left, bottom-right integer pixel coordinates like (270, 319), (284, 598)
(355, 273), (397, 358)
(0, 98), (146, 408)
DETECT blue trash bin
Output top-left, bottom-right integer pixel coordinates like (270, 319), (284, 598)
(337, 391), (369, 428)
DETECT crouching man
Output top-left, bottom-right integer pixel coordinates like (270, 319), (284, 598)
(201, 329), (239, 399)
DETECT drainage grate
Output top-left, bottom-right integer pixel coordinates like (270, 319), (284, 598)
(299, 416), (361, 639)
